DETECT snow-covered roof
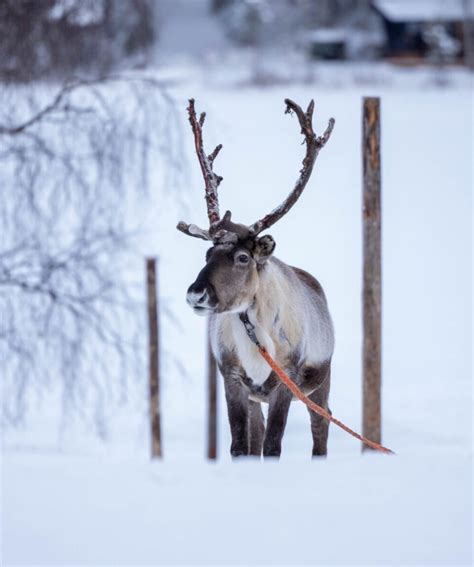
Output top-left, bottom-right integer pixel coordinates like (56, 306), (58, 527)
(372, 0), (467, 22)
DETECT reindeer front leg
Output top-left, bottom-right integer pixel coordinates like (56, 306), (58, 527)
(263, 359), (302, 458)
(222, 367), (250, 457)
(263, 382), (293, 458)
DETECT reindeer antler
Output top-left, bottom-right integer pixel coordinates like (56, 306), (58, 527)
(177, 99), (223, 241)
(249, 99), (335, 235)
(177, 98), (334, 243)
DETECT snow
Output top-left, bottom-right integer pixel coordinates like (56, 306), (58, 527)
(2, 454), (472, 565)
(1, 2), (473, 565)
(372, 0), (467, 23)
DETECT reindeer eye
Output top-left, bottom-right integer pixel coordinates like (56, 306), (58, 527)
(237, 254), (249, 264)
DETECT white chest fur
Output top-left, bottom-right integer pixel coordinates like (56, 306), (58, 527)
(228, 315), (274, 385)
(212, 312), (288, 386)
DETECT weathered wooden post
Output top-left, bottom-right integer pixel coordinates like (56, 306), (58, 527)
(362, 97), (382, 452)
(146, 257), (162, 459)
(207, 318), (218, 460)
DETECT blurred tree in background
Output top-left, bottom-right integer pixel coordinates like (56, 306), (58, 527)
(0, 0), (155, 81)
(0, 2), (184, 432)
(216, 0), (380, 54)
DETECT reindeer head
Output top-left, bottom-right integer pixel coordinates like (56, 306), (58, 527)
(185, 214), (277, 315)
(178, 98), (334, 316)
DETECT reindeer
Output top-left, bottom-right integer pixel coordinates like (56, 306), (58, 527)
(178, 98), (335, 458)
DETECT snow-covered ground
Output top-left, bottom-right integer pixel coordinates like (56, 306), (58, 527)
(2, 3), (473, 565)
(3, 454), (471, 565)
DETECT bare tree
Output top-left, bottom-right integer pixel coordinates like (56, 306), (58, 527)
(0, 0), (156, 81)
(0, 76), (182, 433)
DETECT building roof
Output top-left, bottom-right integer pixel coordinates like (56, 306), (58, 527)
(372, 0), (468, 22)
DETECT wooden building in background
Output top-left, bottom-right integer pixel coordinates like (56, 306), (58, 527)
(371, 0), (469, 64)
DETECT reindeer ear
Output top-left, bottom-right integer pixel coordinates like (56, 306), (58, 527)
(254, 235), (276, 263)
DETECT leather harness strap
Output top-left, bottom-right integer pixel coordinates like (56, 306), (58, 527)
(239, 312), (261, 347)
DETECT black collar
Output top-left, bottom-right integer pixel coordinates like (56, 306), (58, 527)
(238, 312), (260, 347)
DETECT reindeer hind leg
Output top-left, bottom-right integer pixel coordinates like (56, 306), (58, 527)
(306, 365), (331, 457)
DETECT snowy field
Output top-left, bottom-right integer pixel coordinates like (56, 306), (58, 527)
(1, 8), (473, 563)
(3, 454), (471, 565)
(2, 69), (472, 566)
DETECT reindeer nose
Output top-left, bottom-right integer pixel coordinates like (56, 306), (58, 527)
(186, 287), (207, 307)
(186, 279), (214, 309)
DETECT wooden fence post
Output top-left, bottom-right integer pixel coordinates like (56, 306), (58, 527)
(146, 257), (162, 459)
(207, 317), (218, 460)
(362, 97), (382, 452)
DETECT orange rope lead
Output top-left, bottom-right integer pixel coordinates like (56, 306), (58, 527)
(258, 346), (395, 455)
